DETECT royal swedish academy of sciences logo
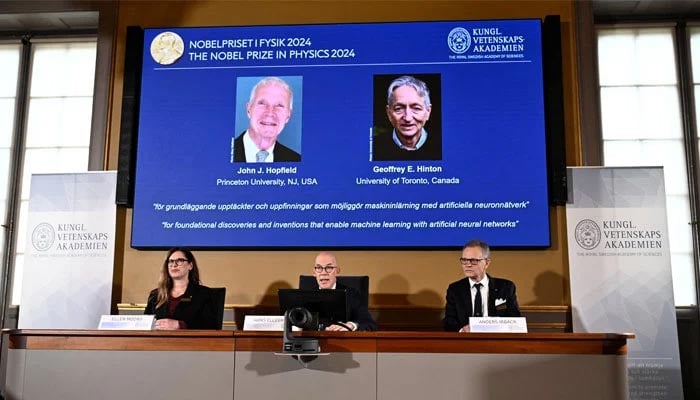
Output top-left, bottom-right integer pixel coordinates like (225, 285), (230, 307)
(31, 223), (55, 251)
(574, 219), (601, 250)
(447, 27), (471, 54)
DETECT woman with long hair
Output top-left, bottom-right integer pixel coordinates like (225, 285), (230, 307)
(144, 247), (219, 329)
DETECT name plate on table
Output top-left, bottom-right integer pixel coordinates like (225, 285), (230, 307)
(98, 315), (155, 330)
(243, 315), (301, 331)
(243, 315), (285, 331)
(469, 317), (528, 333)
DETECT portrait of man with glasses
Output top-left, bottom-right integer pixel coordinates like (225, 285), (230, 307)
(443, 239), (521, 332)
(371, 74), (442, 161)
(309, 251), (377, 331)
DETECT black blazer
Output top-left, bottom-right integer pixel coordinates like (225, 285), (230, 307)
(443, 275), (521, 332)
(232, 132), (301, 162)
(303, 281), (378, 331)
(145, 282), (219, 329)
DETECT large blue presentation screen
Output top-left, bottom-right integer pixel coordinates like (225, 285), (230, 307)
(131, 19), (551, 248)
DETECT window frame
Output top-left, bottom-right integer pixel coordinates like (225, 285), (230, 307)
(0, 31), (102, 310)
(583, 18), (700, 306)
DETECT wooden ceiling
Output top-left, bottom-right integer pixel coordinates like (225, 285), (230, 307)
(0, 2), (700, 33)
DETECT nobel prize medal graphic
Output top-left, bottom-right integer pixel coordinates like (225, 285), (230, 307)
(150, 31), (184, 65)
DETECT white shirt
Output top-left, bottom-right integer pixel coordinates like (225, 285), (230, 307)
(469, 275), (490, 317)
(242, 130), (276, 162)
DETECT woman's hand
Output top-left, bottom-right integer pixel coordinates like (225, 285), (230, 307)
(154, 318), (181, 330)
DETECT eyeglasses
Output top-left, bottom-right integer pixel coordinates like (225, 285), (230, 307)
(460, 258), (486, 265)
(313, 265), (337, 273)
(390, 104), (426, 116)
(168, 258), (189, 266)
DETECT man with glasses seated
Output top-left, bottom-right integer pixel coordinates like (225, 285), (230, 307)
(443, 239), (521, 332)
(310, 251), (377, 331)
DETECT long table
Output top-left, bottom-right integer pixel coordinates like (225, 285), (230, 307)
(3, 330), (633, 400)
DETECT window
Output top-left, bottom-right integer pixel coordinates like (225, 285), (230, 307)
(597, 27), (697, 306)
(1, 39), (96, 305)
(690, 28), (700, 188)
(0, 44), (21, 283)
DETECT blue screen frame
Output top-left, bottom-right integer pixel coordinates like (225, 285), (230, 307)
(131, 19), (551, 248)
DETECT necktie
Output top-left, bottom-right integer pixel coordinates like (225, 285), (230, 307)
(473, 283), (483, 317)
(256, 150), (269, 162)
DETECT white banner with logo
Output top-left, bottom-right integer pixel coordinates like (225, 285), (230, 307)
(566, 167), (683, 400)
(19, 172), (117, 329)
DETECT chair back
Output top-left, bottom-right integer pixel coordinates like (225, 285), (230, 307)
(210, 287), (226, 329)
(298, 275), (369, 309)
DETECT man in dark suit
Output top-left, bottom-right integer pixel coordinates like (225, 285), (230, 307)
(231, 76), (301, 163)
(443, 239), (521, 332)
(310, 251), (377, 331)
